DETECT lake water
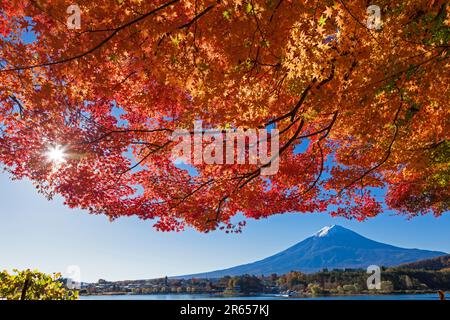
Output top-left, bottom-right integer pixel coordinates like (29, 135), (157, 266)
(79, 293), (440, 300)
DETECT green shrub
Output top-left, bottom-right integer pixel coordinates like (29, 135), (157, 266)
(0, 269), (78, 300)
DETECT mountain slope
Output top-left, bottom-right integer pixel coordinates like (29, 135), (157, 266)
(394, 254), (450, 271)
(176, 225), (447, 278)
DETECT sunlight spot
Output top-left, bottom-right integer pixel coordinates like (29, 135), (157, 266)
(45, 145), (67, 165)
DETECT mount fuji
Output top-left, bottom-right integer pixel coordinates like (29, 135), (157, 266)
(176, 225), (446, 278)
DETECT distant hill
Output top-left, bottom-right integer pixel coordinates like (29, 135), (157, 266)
(395, 254), (450, 271)
(174, 225), (447, 279)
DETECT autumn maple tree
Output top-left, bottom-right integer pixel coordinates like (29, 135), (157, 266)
(0, 0), (448, 232)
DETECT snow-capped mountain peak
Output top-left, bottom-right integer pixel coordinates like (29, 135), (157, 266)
(314, 225), (336, 237)
(175, 225), (446, 278)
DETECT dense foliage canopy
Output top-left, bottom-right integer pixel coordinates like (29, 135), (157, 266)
(0, 0), (449, 232)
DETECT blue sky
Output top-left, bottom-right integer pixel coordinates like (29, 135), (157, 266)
(0, 171), (449, 283)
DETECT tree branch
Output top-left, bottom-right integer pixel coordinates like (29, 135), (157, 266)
(339, 97), (403, 193)
(1, 0), (180, 72)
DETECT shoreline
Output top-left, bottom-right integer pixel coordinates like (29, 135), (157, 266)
(80, 291), (443, 298)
